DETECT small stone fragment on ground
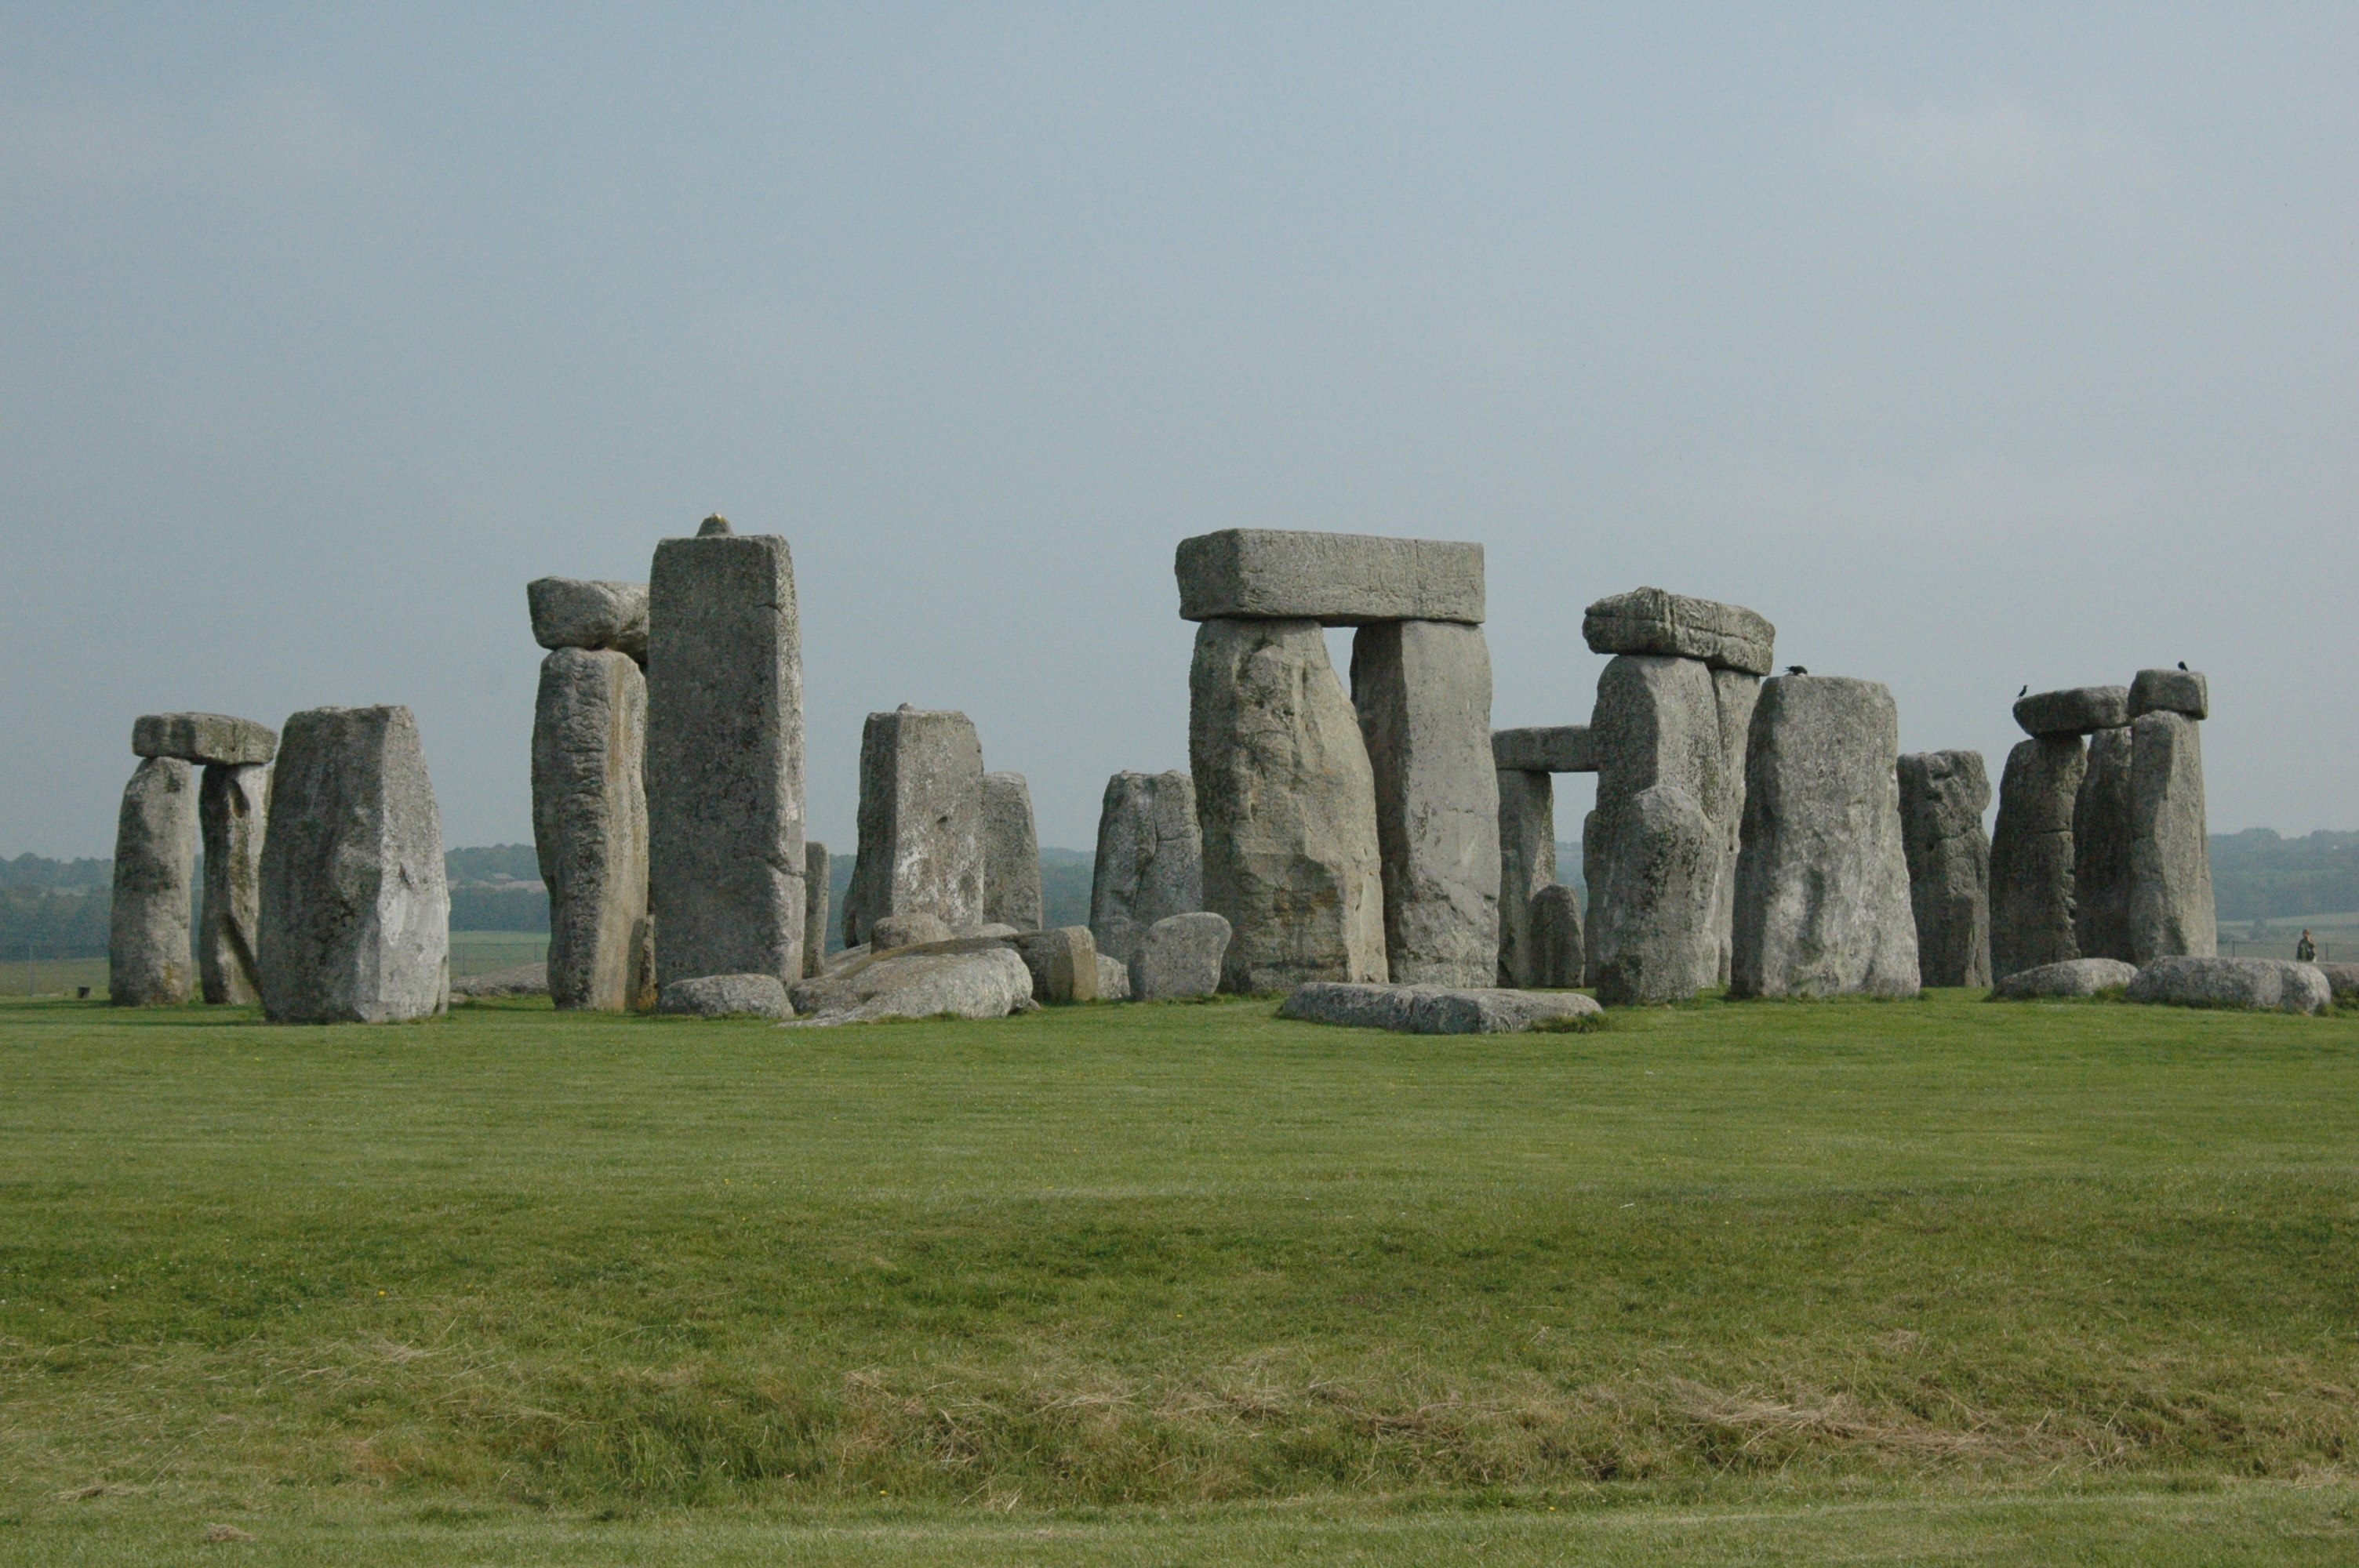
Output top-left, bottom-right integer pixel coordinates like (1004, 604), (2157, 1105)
(1096, 953), (1132, 1000)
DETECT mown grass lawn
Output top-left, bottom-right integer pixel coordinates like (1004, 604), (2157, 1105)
(3, 989), (2357, 1563)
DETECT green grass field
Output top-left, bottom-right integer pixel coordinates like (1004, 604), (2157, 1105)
(4, 990), (2357, 1563)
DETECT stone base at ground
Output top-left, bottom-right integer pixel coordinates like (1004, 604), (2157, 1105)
(1992, 957), (2139, 999)
(658, 973), (791, 1018)
(452, 963), (551, 999)
(1096, 953), (1132, 1000)
(1130, 911), (1230, 1000)
(1528, 884), (1584, 988)
(786, 943), (1035, 1025)
(1278, 982), (1604, 1034)
(2125, 956), (2328, 1014)
(1010, 927), (1100, 1004)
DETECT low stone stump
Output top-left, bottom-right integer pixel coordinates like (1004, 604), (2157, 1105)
(658, 973), (791, 1019)
(1089, 770), (1203, 966)
(1278, 982), (1603, 1035)
(843, 706), (985, 946)
(1528, 884), (1584, 988)
(452, 963), (551, 1000)
(786, 942), (1035, 1025)
(2012, 686), (2129, 737)
(527, 578), (649, 663)
(110, 755), (198, 1006)
(1096, 954), (1132, 1000)
(1130, 911), (1231, 1000)
(2125, 956), (2328, 1014)
(1010, 927), (1100, 1004)
(1176, 528), (1485, 625)
(1992, 957), (2139, 999)
(982, 772), (1044, 931)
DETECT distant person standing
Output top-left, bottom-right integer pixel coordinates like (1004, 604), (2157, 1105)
(2295, 929), (2317, 963)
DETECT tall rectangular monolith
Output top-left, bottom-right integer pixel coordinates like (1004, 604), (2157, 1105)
(109, 756), (197, 1005)
(981, 771), (1043, 931)
(533, 647), (651, 1010)
(841, 706), (984, 946)
(1088, 771), (1202, 965)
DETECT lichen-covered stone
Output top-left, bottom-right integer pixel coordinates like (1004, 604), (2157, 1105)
(2312, 962), (2359, 1000)
(981, 771), (1043, 931)
(2072, 728), (2135, 963)
(1088, 771), (1203, 966)
(1278, 982), (1603, 1033)
(1010, 926), (1100, 1004)
(2126, 955), (2325, 1014)
(785, 943), (1035, 1025)
(1096, 953), (1132, 1000)
(1176, 528), (1485, 625)
(533, 648), (650, 1011)
(1581, 588), (1776, 677)
(1991, 956), (2139, 999)
(2012, 686), (2128, 737)
(1988, 735), (2085, 979)
(1897, 750), (1991, 988)
(1129, 911), (1230, 1000)
(198, 762), (269, 1004)
(842, 707), (983, 947)
(658, 973), (791, 1018)
(870, 912), (956, 951)
(109, 756), (197, 1005)
(526, 578), (649, 662)
(1493, 769), (1555, 987)
(2128, 668), (2208, 720)
(2129, 711), (2215, 964)
(803, 840), (831, 980)
(133, 713), (277, 767)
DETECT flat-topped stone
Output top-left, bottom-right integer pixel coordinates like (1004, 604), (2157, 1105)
(2012, 686), (2128, 737)
(133, 713), (277, 767)
(527, 578), (649, 662)
(1992, 956), (2138, 999)
(1581, 588), (1775, 677)
(1278, 982), (1603, 1035)
(1176, 529), (1485, 626)
(1492, 726), (1595, 774)
(658, 973), (791, 1018)
(2126, 955), (2328, 1014)
(1898, 750), (1992, 988)
(2129, 668), (2208, 720)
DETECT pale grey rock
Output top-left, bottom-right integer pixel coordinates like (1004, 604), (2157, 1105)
(2012, 686), (2129, 737)
(256, 706), (449, 1024)
(966, 923), (1022, 940)
(1010, 926), (1099, 1004)
(1096, 953), (1132, 1000)
(803, 841), (830, 981)
(1190, 618), (1388, 991)
(841, 706), (983, 947)
(1351, 619), (1499, 985)
(981, 771), (1043, 931)
(659, 972), (791, 1018)
(645, 529), (805, 988)
(2129, 712), (2216, 964)
(2073, 728), (2135, 963)
(1129, 911), (1230, 1000)
(1176, 528), (1485, 626)
(109, 756), (197, 1005)
(1897, 750), (1991, 988)
(133, 712), (277, 768)
(1089, 771), (1203, 965)
(197, 761), (269, 1004)
(870, 912), (955, 951)
(452, 962), (550, 999)
(526, 578), (649, 663)
(1528, 883), (1585, 988)
(1492, 726), (1595, 774)
(1728, 677), (1919, 999)
(2312, 962), (2359, 1000)
(1582, 588), (1776, 677)
(1993, 956), (2139, 999)
(2129, 668), (2208, 721)
(1988, 735), (2085, 979)
(533, 648), (651, 1011)
(2126, 955), (2327, 1014)
(1493, 769), (1555, 987)
(1278, 981), (1603, 1033)
(785, 943), (1035, 1025)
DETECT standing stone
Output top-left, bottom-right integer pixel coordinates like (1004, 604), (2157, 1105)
(533, 648), (650, 1011)
(1707, 668), (1761, 985)
(198, 762), (271, 1004)
(841, 707), (983, 946)
(645, 528), (804, 988)
(1088, 771), (1202, 965)
(803, 840), (831, 978)
(109, 757), (197, 1005)
(2073, 728), (2135, 963)
(1988, 735), (2086, 979)
(256, 706), (449, 1023)
(1897, 750), (1992, 988)
(1129, 911), (1231, 1000)
(1729, 677), (1918, 999)
(1350, 619), (1499, 985)
(1188, 618), (1387, 992)
(1494, 768), (1555, 985)
(1528, 884), (1585, 988)
(981, 771), (1044, 931)
(2130, 710), (2216, 964)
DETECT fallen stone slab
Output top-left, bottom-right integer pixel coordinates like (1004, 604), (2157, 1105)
(1991, 957), (2138, 999)
(533, 648), (651, 1011)
(2125, 956), (2328, 1014)
(2129, 667), (2208, 721)
(1089, 770), (1203, 966)
(870, 912), (956, 951)
(982, 771), (1044, 931)
(2129, 712), (2215, 964)
(133, 712), (277, 767)
(658, 973), (792, 1018)
(527, 578), (649, 662)
(110, 756), (198, 1006)
(1176, 528), (1485, 626)
(1010, 926), (1100, 1004)
(1492, 726), (1595, 774)
(452, 962), (551, 1000)
(2312, 962), (2358, 999)
(1898, 750), (1991, 988)
(1130, 911), (1230, 1000)
(842, 706), (984, 946)
(1096, 953), (1132, 1000)
(198, 761), (270, 1004)
(1988, 735), (2085, 979)
(1581, 588), (1776, 677)
(2012, 686), (2129, 738)
(1278, 982), (1604, 1034)
(786, 943), (1036, 1025)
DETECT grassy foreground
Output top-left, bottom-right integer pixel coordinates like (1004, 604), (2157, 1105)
(2, 991), (2357, 1563)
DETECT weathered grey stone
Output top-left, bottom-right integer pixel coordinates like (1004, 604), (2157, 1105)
(2012, 686), (2129, 737)
(786, 943), (1035, 1025)
(645, 529), (805, 987)
(804, 841), (830, 980)
(1728, 677), (1919, 999)
(1190, 619), (1388, 992)
(197, 762), (269, 1004)
(2129, 668), (2208, 720)
(256, 706), (449, 1024)
(1351, 619), (1499, 986)
(1010, 926), (1099, 1004)
(1493, 770), (1555, 986)
(1706, 667), (1761, 985)
(109, 756), (196, 1005)
(841, 706), (983, 947)
(452, 962), (550, 999)
(981, 772), (1043, 931)
(1988, 735), (2085, 979)
(1992, 956), (2138, 999)
(871, 912), (956, 951)
(1278, 981), (1603, 1033)
(133, 712), (277, 767)
(2072, 728), (2135, 963)
(2129, 711), (2215, 964)
(526, 578), (649, 663)
(1581, 588), (1776, 677)
(1096, 953), (1132, 1000)
(1129, 911), (1230, 1000)
(533, 648), (651, 1011)
(1897, 750), (1992, 988)
(2126, 955), (2327, 1014)
(697, 514), (733, 536)
(1089, 771), (1203, 966)
(1527, 884), (1585, 988)
(658, 972), (791, 1018)
(2313, 962), (2359, 1000)
(1492, 726), (1595, 774)
(1176, 528), (1485, 626)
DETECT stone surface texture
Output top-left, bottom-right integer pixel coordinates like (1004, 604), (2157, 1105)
(1581, 588), (1776, 677)
(1492, 726), (1596, 774)
(533, 648), (651, 1011)
(256, 706), (449, 1024)
(1010, 926), (1100, 1004)
(2129, 711), (2216, 964)
(1992, 956), (2139, 999)
(1129, 911), (1231, 1000)
(2012, 686), (2129, 737)
(2072, 728), (2135, 963)
(658, 973), (791, 1018)
(1278, 982), (1604, 1034)
(2129, 668), (2209, 720)
(1528, 883), (1586, 989)
(841, 706), (984, 948)
(2313, 962), (2359, 999)
(645, 531), (805, 987)
(1189, 618), (1388, 992)
(981, 771), (1044, 931)
(1493, 769), (1556, 986)
(1096, 953), (1132, 1000)
(109, 756), (198, 1005)
(1897, 750), (1992, 988)
(1988, 735), (2087, 979)
(1088, 771), (1203, 965)
(526, 578), (649, 662)
(1176, 528), (1485, 626)
(870, 912), (955, 950)
(452, 962), (551, 999)
(2126, 955), (2327, 1014)
(787, 942), (1035, 1025)
(134, 712), (278, 768)
(198, 762), (270, 1004)
(803, 841), (831, 980)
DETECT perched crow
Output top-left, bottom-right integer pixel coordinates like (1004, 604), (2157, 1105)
(2018, 684), (2029, 698)
(2178, 661), (2189, 670)
(1786, 665), (1808, 676)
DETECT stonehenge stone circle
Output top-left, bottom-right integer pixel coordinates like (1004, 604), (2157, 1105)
(1896, 749), (1991, 988)
(1278, 982), (1602, 1034)
(1493, 767), (1558, 987)
(1492, 726), (1595, 774)
(2072, 727), (2135, 963)
(2127, 955), (2324, 1014)
(532, 647), (651, 1011)
(1189, 616), (1388, 992)
(2128, 667), (2208, 720)
(109, 755), (198, 1005)
(842, 706), (985, 946)
(134, 712), (277, 766)
(1992, 956), (2139, 999)
(1010, 926), (1100, 1004)
(656, 973), (791, 1019)
(803, 840), (831, 978)
(2129, 709), (2215, 964)
(256, 706), (449, 1024)
(1728, 676), (1919, 1000)
(1176, 528), (1484, 625)
(1527, 883), (1585, 988)
(1350, 619), (1499, 985)
(1582, 587), (1776, 677)
(1129, 910), (1230, 1000)
(645, 527), (805, 988)
(1988, 735), (2085, 979)
(526, 578), (649, 664)
(198, 760), (271, 1004)
(1088, 771), (1203, 965)
(2012, 685), (2128, 737)
(981, 771), (1044, 931)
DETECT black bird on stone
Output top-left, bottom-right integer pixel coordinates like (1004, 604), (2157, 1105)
(2018, 684), (2029, 698)
(1786, 665), (1807, 676)
(2178, 661), (2189, 670)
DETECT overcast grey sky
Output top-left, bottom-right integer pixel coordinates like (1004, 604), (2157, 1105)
(3, 5), (2352, 856)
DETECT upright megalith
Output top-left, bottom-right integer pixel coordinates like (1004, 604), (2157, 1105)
(842, 706), (984, 946)
(1088, 771), (1202, 964)
(1528, 884), (1585, 988)
(1493, 767), (1557, 986)
(645, 521), (805, 988)
(2073, 728), (2135, 963)
(109, 756), (197, 1005)
(1896, 750), (1991, 988)
(1729, 677), (1918, 998)
(2130, 701), (2215, 964)
(1350, 620), (1499, 985)
(533, 647), (650, 1011)
(803, 841), (831, 978)
(981, 772), (1044, 931)
(133, 711), (278, 1005)
(1988, 735), (2085, 979)
(256, 706), (449, 1023)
